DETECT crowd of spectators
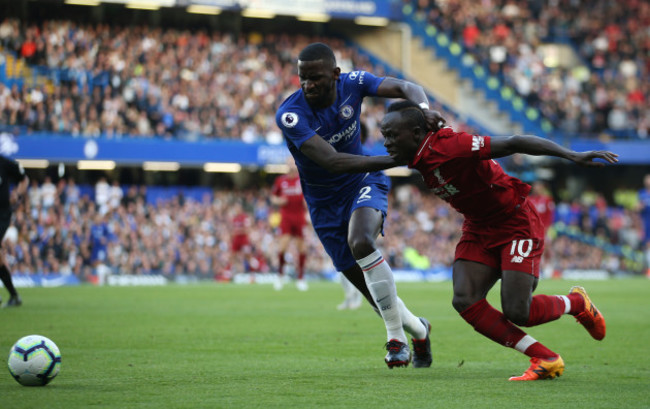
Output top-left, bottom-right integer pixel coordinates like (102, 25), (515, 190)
(3, 176), (647, 283)
(0, 18), (475, 144)
(408, 0), (649, 138)
(0, 4), (648, 142)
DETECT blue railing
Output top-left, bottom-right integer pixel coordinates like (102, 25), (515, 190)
(553, 222), (646, 272)
(351, 43), (494, 136)
(401, 8), (550, 138)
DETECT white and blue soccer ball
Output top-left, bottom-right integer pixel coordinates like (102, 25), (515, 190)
(7, 335), (61, 386)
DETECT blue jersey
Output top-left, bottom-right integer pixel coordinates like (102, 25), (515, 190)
(276, 71), (384, 206)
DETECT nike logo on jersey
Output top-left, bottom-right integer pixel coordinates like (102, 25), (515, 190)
(376, 295), (390, 304)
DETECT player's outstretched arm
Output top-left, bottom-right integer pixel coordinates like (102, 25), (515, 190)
(300, 134), (402, 173)
(377, 77), (446, 132)
(489, 134), (619, 167)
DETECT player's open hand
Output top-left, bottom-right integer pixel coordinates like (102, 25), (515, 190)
(423, 109), (446, 133)
(572, 150), (619, 167)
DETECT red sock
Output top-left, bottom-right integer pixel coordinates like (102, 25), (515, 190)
(525, 295), (566, 327)
(524, 342), (558, 360)
(567, 292), (585, 315)
(460, 299), (557, 360)
(278, 253), (285, 276)
(460, 299), (527, 348)
(297, 253), (306, 280)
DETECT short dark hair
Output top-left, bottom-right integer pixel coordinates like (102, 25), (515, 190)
(386, 100), (429, 130)
(298, 42), (336, 67)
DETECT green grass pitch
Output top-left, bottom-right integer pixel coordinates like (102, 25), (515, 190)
(1, 279), (648, 409)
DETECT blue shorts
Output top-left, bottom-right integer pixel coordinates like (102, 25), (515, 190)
(308, 172), (389, 272)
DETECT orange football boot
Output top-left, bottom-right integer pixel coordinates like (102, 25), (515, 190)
(509, 356), (564, 381)
(570, 286), (606, 340)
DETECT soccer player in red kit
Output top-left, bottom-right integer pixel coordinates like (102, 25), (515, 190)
(271, 159), (308, 291)
(528, 181), (555, 234)
(528, 181), (555, 277)
(380, 100), (617, 380)
(230, 202), (252, 274)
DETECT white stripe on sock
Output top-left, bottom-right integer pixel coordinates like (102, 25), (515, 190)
(357, 250), (383, 270)
(514, 335), (537, 353)
(559, 295), (571, 314)
(358, 250), (406, 343)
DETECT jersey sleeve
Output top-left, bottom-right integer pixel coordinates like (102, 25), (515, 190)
(344, 70), (385, 97)
(439, 130), (492, 160)
(276, 109), (317, 150)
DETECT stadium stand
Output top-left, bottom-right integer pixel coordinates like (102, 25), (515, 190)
(0, 3), (648, 285)
(405, 0), (649, 139)
(3, 179), (647, 283)
(0, 19), (474, 142)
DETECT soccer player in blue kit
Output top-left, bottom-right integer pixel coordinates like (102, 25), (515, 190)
(276, 42), (445, 368)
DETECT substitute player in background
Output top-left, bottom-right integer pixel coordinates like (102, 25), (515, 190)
(276, 42), (444, 368)
(229, 201), (252, 275)
(271, 158), (308, 291)
(528, 181), (555, 232)
(380, 100), (616, 380)
(0, 155), (28, 307)
(528, 181), (555, 277)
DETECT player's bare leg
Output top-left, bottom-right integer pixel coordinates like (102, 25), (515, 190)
(337, 274), (362, 310)
(453, 261), (562, 380)
(295, 236), (308, 291)
(274, 235), (291, 290)
(0, 252), (21, 308)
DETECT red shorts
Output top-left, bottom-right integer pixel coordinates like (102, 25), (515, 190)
(278, 215), (305, 238)
(455, 200), (545, 277)
(231, 235), (250, 253)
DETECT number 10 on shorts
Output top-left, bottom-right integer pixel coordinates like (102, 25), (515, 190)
(509, 239), (532, 263)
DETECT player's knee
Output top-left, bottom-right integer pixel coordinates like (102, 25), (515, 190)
(347, 234), (375, 259)
(502, 304), (529, 326)
(452, 293), (474, 313)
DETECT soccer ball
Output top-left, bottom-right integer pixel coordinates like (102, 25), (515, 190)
(7, 335), (62, 386)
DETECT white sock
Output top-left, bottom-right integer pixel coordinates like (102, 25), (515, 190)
(514, 335), (538, 354)
(396, 297), (427, 339)
(559, 295), (571, 314)
(341, 275), (355, 299)
(357, 250), (406, 343)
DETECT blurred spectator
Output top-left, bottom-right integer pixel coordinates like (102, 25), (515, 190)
(409, 0), (649, 138)
(0, 19), (475, 140)
(40, 176), (56, 209)
(108, 180), (123, 211)
(3, 177), (647, 281)
(64, 177), (80, 206)
(94, 177), (110, 214)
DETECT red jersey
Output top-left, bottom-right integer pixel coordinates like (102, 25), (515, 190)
(408, 128), (531, 231)
(528, 193), (555, 231)
(231, 212), (250, 237)
(271, 174), (305, 217)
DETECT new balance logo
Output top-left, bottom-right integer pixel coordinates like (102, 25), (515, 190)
(533, 366), (549, 376)
(471, 135), (485, 151)
(511, 256), (524, 263)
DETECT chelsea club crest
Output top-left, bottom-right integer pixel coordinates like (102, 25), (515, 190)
(339, 105), (354, 120)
